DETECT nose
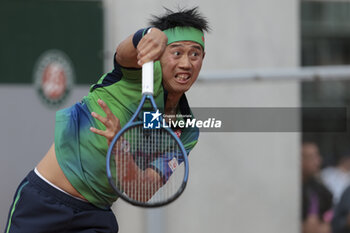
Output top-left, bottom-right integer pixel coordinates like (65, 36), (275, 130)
(178, 55), (191, 69)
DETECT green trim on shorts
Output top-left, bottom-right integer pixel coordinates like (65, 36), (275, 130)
(6, 181), (29, 233)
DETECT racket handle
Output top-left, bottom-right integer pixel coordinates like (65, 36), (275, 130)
(142, 61), (154, 95)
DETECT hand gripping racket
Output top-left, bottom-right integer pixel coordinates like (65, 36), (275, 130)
(106, 61), (189, 207)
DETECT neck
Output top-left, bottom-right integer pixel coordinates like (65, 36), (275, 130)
(165, 92), (182, 114)
(302, 173), (312, 183)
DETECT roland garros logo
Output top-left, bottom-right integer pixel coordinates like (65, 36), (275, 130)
(33, 50), (75, 108)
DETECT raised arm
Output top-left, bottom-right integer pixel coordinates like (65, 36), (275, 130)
(116, 27), (168, 68)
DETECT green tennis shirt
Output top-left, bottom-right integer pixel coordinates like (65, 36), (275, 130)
(54, 60), (199, 209)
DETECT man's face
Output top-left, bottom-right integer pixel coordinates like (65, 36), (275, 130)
(302, 143), (322, 178)
(159, 41), (205, 95)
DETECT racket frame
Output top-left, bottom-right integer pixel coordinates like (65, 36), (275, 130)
(106, 66), (189, 207)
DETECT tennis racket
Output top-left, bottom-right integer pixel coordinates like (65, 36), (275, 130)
(106, 61), (189, 207)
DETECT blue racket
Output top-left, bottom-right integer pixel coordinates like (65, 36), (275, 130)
(106, 62), (189, 207)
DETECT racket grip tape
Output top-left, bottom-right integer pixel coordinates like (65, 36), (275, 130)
(142, 61), (154, 94)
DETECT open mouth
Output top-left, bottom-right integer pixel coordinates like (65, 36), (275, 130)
(175, 73), (191, 81)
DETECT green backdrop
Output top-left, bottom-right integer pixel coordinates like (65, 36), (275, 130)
(0, 0), (103, 84)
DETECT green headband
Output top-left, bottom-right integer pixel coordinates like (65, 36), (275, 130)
(163, 26), (205, 50)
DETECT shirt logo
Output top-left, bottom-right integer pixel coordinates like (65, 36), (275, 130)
(143, 109), (162, 129)
(168, 157), (179, 172)
(174, 129), (182, 138)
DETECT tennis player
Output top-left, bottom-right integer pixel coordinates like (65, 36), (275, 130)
(5, 7), (209, 233)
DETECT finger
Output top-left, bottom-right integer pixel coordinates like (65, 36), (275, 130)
(137, 33), (156, 51)
(137, 47), (150, 64)
(97, 99), (114, 119)
(137, 28), (165, 49)
(137, 46), (162, 66)
(90, 127), (107, 137)
(137, 37), (165, 62)
(136, 36), (148, 52)
(137, 46), (153, 62)
(91, 112), (111, 127)
(137, 39), (162, 58)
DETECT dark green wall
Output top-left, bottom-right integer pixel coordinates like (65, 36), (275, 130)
(0, 0), (103, 84)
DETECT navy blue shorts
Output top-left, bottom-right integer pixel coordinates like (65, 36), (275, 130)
(5, 170), (118, 233)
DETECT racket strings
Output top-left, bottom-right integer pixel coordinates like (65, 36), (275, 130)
(112, 125), (185, 204)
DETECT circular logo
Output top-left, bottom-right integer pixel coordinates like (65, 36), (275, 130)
(33, 50), (75, 108)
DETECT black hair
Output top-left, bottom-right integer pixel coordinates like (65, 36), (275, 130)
(149, 7), (210, 33)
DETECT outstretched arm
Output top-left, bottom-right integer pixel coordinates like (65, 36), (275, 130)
(116, 27), (168, 68)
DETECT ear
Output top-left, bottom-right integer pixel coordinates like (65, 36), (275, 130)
(202, 51), (206, 60)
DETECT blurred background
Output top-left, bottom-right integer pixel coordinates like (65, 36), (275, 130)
(2, 0), (350, 232)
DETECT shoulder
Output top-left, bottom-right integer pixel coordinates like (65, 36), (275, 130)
(90, 54), (142, 92)
(321, 167), (337, 180)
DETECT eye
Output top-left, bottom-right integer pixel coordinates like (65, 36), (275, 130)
(173, 51), (181, 56)
(190, 51), (202, 60)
